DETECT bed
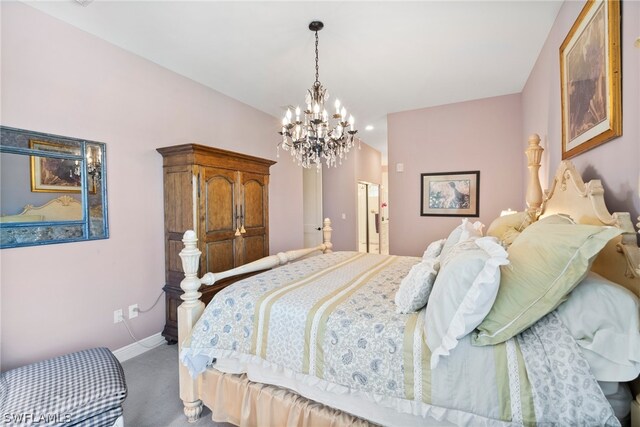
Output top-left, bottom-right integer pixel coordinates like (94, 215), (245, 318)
(175, 134), (640, 426)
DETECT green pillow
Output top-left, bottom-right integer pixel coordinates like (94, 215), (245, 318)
(486, 211), (529, 239)
(473, 221), (621, 346)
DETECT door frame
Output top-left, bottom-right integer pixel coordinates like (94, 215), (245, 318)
(356, 180), (380, 253)
(303, 167), (323, 248)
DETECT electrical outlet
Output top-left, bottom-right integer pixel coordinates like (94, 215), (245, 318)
(113, 309), (123, 324)
(128, 304), (139, 319)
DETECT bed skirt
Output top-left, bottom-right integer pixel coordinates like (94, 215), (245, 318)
(200, 368), (373, 427)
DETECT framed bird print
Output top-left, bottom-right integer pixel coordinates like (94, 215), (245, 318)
(420, 171), (480, 217)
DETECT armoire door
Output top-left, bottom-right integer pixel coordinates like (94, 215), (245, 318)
(201, 167), (238, 273)
(240, 172), (268, 264)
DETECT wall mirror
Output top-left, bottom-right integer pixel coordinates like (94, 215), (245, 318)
(0, 126), (108, 248)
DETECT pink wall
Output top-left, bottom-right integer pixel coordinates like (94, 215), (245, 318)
(323, 142), (382, 251)
(0, 3), (303, 370)
(356, 142), (383, 186)
(522, 1), (639, 219)
(387, 94), (524, 256)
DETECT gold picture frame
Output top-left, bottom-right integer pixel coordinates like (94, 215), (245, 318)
(560, 0), (621, 159)
(30, 139), (82, 193)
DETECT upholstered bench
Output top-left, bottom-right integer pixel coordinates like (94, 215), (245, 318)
(1, 347), (127, 426)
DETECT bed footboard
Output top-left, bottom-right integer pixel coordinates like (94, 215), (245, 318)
(177, 218), (333, 422)
(177, 230), (205, 422)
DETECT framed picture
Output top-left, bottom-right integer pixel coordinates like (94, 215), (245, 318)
(560, 0), (621, 159)
(420, 171), (479, 217)
(30, 139), (82, 193)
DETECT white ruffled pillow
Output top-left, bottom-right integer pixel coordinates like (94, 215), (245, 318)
(422, 238), (446, 260)
(439, 218), (484, 261)
(425, 237), (509, 369)
(556, 272), (640, 382)
(395, 258), (439, 314)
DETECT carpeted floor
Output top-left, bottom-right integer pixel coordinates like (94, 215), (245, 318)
(121, 344), (233, 427)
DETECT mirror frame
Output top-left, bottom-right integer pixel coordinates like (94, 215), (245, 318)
(0, 126), (109, 249)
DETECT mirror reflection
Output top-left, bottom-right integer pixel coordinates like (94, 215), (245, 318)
(0, 126), (108, 248)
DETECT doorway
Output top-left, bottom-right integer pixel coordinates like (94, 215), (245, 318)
(303, 167), (323, 248)
(357, 182), (380, 254)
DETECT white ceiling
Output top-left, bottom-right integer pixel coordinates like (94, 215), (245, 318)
(23, 0), (563, 162)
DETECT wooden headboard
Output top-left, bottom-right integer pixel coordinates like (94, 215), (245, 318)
(523, 135), (640, 417)
(535, 157), (640, 297)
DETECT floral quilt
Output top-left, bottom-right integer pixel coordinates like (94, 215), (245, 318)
(181, 252), (618, 426)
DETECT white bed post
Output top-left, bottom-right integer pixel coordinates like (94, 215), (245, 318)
(525, 133), (544, 220)
(323, 217), (333, 253)
(178, 231), (204, 423)
(175, 220), (333, 422)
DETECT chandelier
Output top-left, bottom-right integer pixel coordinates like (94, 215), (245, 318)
(278, 21), (358, 169)
(86, 145), (102, 191)
(67, 146), (102, 192)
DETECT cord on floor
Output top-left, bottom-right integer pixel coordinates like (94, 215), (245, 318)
(121, 317), (160, 349)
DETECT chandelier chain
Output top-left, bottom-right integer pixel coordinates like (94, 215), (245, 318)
(314, 31), (320, 84)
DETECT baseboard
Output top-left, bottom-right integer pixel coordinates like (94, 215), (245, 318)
(113, 332), (165, 362)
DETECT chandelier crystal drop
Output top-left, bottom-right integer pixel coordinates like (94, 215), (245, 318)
(278, 21), (358, 169)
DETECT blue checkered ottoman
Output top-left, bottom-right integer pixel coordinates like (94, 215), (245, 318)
(1, 348), (127, 426)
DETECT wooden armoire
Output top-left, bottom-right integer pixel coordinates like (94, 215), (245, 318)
(157, 144), (275, 343)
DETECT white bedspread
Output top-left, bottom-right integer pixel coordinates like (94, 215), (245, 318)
(181, 252), (618, 426)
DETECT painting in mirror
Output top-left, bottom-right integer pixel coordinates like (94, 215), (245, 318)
(0, 126), (108, 248)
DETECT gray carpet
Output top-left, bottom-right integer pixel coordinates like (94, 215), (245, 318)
(121, 344), (233, 427)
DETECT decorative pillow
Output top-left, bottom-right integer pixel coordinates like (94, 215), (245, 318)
(473, 221), (622, 346)
(500, 227), (521, 246)
(425, 237), (509, 369)
(494, 214), (575, 247)
(439, 218), (484, 261)
(422, 238), (446, 260)
(395, 258), (439, 314)
(536, 213), (575, 225)
(556, 272), (640, 382)
(486, 211), (530, 242)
